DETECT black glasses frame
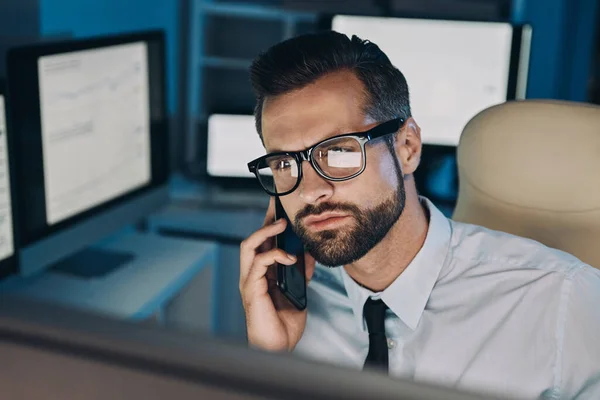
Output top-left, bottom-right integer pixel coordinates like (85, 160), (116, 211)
(247, 118), (405, 196)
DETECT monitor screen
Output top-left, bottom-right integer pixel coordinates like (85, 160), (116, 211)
(37, 42), (151, 224)
(332, 16), (516, 146)
(207, 114), (265, 179)
(0, 95), (14, 261)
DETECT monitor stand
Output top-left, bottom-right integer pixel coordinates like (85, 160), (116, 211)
(51, 248), (136, 279)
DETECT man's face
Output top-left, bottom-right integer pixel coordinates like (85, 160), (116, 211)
(261, 71), (408, 267)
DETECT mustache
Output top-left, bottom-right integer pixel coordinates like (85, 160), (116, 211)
(295, 202), (362, 221)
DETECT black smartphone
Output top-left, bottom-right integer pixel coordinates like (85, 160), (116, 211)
(274, 197), (307, 311)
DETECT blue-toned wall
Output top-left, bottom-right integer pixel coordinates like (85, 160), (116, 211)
(512, 0), (599, 101)
(40, 0), (180, 115)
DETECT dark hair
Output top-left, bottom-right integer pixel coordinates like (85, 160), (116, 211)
(249, 30), (411, 141)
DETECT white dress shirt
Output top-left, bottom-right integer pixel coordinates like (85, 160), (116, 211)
(294, 197), (600, 400)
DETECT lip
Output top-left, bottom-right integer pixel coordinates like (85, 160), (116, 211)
(304, 212), (351, 231)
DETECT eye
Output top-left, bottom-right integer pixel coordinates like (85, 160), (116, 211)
(267, 157), (295, 173)
(274, 159), (292, 170)
(327, 146), (355, 153)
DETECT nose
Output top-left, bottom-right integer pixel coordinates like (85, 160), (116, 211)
(298, 160), (334, 204)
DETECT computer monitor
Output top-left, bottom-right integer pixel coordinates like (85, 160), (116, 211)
(204, 113), (266, 192)
(329, 15), (532, 147)
(207, 114), (265, 179)
(6, 31), (170, 276)
(0, 80), (18, 279)
(0, 295), (504, 400)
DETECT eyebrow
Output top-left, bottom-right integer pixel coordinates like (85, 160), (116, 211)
(266, 126), (357, 154)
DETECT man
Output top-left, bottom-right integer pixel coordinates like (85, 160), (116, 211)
(239, 31), (600, 399)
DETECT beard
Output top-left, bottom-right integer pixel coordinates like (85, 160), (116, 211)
(293, 174), (406, 267)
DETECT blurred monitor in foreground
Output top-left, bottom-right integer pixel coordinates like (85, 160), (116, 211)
(0, 296), (508, 400)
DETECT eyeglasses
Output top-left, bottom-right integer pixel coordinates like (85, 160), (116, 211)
(247, 118), (404, 196)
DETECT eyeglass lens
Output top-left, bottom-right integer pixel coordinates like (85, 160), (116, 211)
(255, 136), (364, 194)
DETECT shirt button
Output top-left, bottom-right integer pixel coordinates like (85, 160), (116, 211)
(387, 338), (396, 349)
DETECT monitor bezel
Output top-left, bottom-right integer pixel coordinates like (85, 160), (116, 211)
(5, 30), (170, 248)
(0, 78), (19, 279)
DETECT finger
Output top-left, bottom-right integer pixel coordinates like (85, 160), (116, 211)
(266, 271), (278, 292)
(262, 196), (276, 227)
(257, 197), (278, 254)
(257, 234), (275, 255)
(304, 252), (316, 283)
(241, 217), (285, 257)
(240, 218), (287, 280)
(265, 260), (277, 281)
(246, 248), (297, 287)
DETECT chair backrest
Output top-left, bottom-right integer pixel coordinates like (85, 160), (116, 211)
(452, 100), (600, 269)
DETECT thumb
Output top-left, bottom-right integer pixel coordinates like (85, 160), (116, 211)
(304, 252), (316, 283)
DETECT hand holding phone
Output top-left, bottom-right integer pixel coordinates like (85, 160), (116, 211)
(239, 197), (315, 352)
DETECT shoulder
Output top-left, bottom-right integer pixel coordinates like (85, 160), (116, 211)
(551, 254), (600, 397)
(435, 220), (598, 326)
(562, 262), (600, 319)
(446, 219), (587, 278)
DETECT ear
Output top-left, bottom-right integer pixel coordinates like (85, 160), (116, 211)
(395, 117), (422, 176)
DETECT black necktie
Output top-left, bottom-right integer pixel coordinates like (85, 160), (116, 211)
(363, 298), (389, 372)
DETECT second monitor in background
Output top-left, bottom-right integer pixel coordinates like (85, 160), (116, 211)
(205, 113), (268, 200)
(207, 113), (265, 181)
(330, 15), (531, 147)
(6, 30), (170, 276)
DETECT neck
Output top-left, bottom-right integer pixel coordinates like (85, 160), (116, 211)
(343, 185), (429, 292)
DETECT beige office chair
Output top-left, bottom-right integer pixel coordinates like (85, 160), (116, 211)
(453, 100), (600, 269)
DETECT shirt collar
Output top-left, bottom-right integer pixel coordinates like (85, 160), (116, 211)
(341, 197), (452, 332)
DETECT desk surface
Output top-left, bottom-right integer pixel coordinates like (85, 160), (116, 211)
(0, 232), (217, 321)
(149, 204), (266, 242)
(169, 174), (269, 210)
